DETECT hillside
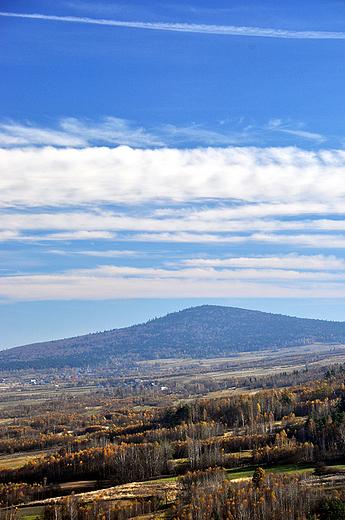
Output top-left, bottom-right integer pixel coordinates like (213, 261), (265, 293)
(1, 305), (345, 370)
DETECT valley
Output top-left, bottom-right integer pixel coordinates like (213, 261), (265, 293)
(1, 307), (345, 519)
(0, 354), (344, 519)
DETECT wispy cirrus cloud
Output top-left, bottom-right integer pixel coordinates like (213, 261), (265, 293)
(2, 11), (345, 40)
(0, 118), (329, 148)
(0, 121), (87, 148)
(0, 118), (163, 148)
(60, 118), (164, 147)
(265, 119), (325, 143)
(161, 124), (249, 146)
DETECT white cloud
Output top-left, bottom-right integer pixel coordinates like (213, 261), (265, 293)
(0, 122), (87, 148)
(2, 11), (345, 40)
(162, 124), (247, 146)
(77, 265), (343, 281)
(2, 208), (345, 238)
(0, 210), (326, 235)
(153, 202), (345, 219)
(60, 117), (164, 147)
(266, 119), (325, 142)
(0, 118), (163, 148)
(45, 248), (141, 258)
(79, 250), (141, 258)
(251, 233), (345, 248)
(2, 145), (345, 208)
(127, 232), (345, 247)
(1, 264), (345, 302)
(0, 231), (20, 242)
(164, 120), (326, 146)
(1, 142), (344, 303)
(0, 118), (327, 149)
(42, 231), (116, 240)
(133, 232), (247, 243)
(182, 254), (345, 270)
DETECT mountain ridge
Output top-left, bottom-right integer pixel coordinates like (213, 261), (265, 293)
(2, 305), (345, 370)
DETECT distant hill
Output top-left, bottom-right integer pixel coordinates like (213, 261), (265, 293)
(1, 305), (345, 370)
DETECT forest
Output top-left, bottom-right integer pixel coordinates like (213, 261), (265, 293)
(1, 360), (345, 518)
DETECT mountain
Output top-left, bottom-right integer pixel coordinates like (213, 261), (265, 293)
(1, 305), (345, 370)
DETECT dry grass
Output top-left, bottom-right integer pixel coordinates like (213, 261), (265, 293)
(147, 343), (345, 393)
(71, 479), (179, 503)
(28, 479), (179, 507)
(0, 450), (52, 469)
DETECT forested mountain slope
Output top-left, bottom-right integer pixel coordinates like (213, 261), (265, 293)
(1, 305), (345, 369)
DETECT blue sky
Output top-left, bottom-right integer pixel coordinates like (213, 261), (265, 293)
(1, 0), (345, 349)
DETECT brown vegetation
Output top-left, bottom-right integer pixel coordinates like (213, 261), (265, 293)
(1, 359), (345, 518)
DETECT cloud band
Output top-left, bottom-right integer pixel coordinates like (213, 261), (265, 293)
(1, 11), (345, 40)
(1, 145), (345, 207)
